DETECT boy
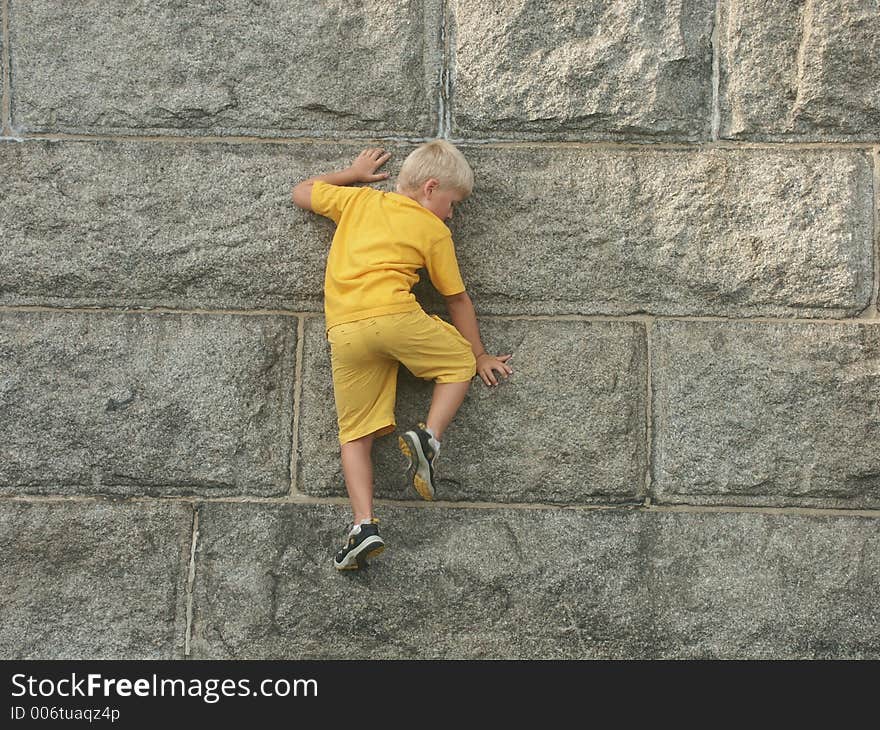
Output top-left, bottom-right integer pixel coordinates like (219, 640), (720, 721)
(291, 141), (512, 570)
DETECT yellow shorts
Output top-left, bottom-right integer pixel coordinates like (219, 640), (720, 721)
(327, 309), (477, 444)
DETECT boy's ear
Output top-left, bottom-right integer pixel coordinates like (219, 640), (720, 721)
(423, 178), (440, 197)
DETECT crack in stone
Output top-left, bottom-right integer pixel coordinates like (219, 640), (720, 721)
(265, 569), (283, 637)
(184, 505), (198, 657)
(791, 0), (816, 128)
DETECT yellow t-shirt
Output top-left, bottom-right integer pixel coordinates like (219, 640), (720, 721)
(311, 181), (466, 330)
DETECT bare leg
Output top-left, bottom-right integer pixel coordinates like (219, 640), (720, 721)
(340, 433), (376, 523)
(425, 380), (470, 441)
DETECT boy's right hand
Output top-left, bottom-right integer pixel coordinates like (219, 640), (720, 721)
(477, 353), (513, 387)
(349, 148), (391, 183)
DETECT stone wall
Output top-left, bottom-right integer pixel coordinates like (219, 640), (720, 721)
(1, 0), (878, 659)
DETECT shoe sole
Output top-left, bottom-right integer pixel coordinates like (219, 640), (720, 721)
(398, 433), (435, 501)
(334, 536), (385, 571)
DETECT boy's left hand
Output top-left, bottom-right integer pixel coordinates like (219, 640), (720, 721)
(477, 353), (513, 387)
(349, 148), (391, 183)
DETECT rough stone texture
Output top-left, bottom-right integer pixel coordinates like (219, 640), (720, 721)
(9, 0), (440, 137)
(0, 139), (413, 311)
(3, 0), (880, 664)
(298, 316), (647, 504)
(451, 0), (715, 140)
(719, 0), (880, 141)
(0, 310), (295, 497)
(647, 509), (880, 659)
(189, 502), (880, 659)
(189, 503), (652, 659)
(652, 321), (880, 508)
(0, 500), (192, 659)
(2, 142), (872, 319)
(449, 146), (873, 318)
(1, 29), (4, 126)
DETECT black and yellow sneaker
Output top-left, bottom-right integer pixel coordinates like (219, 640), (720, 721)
(399, 422), (437, 501)
(333, 518), (385, 571)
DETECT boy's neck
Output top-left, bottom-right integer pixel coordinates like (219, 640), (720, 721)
(395, 186), (421, 203)
(395, 187), (431, 212)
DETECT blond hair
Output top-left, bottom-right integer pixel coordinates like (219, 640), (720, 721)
(397, 139), (474, 197)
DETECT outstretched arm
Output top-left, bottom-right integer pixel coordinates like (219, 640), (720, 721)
(291, 148), (391, 211)
(444, 291), (513, 387)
